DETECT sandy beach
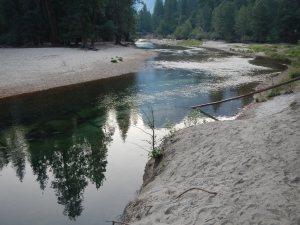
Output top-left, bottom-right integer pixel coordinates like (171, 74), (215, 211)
(123, 92), (300, 225)
(0, 43), (155, 99)
(121, 39), (300, 225)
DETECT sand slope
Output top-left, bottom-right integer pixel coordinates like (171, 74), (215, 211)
(0, 44), (155, 99)
(123, 93), (300, 225)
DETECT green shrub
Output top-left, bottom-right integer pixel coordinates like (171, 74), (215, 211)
(149, 147), (163, 159)
(190, 27), (206, 40)
(173, 20), (193, 40)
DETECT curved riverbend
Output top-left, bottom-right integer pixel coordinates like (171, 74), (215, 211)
(0, 41), (281, 225)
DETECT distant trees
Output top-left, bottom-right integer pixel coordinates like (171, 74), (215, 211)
(137, 4), (153, 35)
(137, 0), (300, 43)
(152, 0), (164, 30)
(212, 1), (235, 42)
(174, 20), (193, 40)
(163, 0), (179, 35)
(0, 0), (138, 46)
(235, 5), (252, 42)
(252, 0), (276, 42)
(1, 0), (299, 45)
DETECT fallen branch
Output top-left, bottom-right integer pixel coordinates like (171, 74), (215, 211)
(191, 77), (300, 109)
(176, 187), (218, 199)
(106, 221), (129, 225)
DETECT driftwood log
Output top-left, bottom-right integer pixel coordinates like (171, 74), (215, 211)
(191, 77), (300, 109)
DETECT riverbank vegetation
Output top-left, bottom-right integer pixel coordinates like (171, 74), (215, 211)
(137, 0), (299, 43)
(246, 43), (300, 101)
(250, 44), (300, 68)
(0, 0), (138, 47)
(250, 43), (300, 83)
(177, 39), (203, 48)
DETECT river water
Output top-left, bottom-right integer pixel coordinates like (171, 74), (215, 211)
(0, 42), (279, 225)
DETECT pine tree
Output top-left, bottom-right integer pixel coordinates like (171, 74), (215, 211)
(173, 19), (193, 39)
(252, 0), (277, 42)
(138, 4), (153, 34)
(276, 0), (300, 43)
(164, 0), (179, 35)
(212, 1), (235, 41)
(152, 0), (164, 30)
(235, 5), (252, 42)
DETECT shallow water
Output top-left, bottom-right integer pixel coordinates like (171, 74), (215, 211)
(0, 43), (279, 225)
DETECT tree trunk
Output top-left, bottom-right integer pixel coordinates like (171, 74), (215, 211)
(113, 0), (122, 45)
(41, 0), (59, 45)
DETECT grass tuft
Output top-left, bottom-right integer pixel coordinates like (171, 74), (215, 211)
(178, 39), (203, 48)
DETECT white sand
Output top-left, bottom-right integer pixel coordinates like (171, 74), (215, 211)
(123, 93), (300, 225)
(202, 40), (249, 52)
(202, 40), (267, 57)
(0, 44), (155, 99)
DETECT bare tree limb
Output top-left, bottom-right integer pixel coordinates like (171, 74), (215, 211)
(176, 187), (218, 199)
(106, 220), (129, 225)
(191, 77), (300, 109)
(132, 125), (153, 137)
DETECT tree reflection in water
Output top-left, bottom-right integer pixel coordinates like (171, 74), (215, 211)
(0, 60), (263, 223)
(0, 106), (112, 220)
(0, 75), (139, 221)
(0, 127), (27, 182)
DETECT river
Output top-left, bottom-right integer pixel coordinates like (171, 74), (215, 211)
(0, 41), (280, 225)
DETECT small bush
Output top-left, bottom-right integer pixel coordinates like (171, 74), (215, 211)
(173, 20), (193, 40)
(111, 56), (123, 63)
(149, 147), (163, 159)
(190, 27), (206, 40)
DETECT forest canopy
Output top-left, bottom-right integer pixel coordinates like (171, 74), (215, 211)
(137, 0), (300, 43)
(0, 0), (138, 46)
(0, 0), (299, 46)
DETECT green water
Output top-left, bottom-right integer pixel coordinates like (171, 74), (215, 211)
(0, 45), (279, 225)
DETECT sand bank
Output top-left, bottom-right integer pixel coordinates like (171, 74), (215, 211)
(123, 92), (300, 225)
(0, 43), (155, 99)
(121, 39), (300, 225)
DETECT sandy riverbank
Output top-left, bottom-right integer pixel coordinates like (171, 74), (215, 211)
(0, 43), (156, 99)
(121, 40), (300, 225)
(123, 92), (300, 225)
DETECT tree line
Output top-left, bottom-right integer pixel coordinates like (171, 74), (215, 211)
(137, 0), (300, 43)
(0, 0), (137, 47)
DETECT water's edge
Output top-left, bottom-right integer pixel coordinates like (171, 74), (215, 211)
(121, 41), (289, 223)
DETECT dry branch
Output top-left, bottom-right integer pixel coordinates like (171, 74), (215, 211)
(106, 221), (129, 225)
(177, 187), (218, 199)
(191, 77), (300, 109)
